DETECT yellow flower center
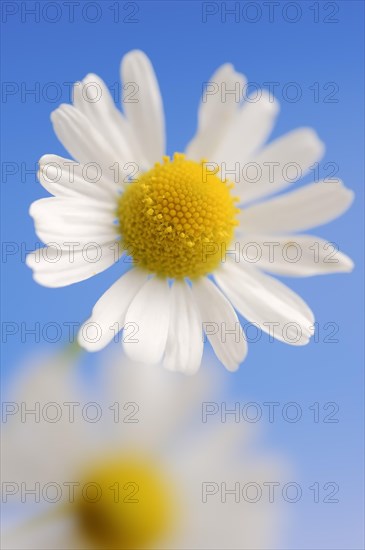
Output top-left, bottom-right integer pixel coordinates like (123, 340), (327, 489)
(117, 153), (239, 279)
(74, 454), (176, 549)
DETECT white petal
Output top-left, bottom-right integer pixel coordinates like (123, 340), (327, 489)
(239, 179), (354, 233)
(72, 73), (137, 164)
(163, 280), (204, 374)
(186, 63), (246, 161)
(214, 261), (315, 345)
(121, 50), (165, 166)
(78, 268), (148, 351)
(38, 154), (117, 201)
(123, 277), (170, 364)
(51, 104), (127, 179)
(214, 90), (279, 165)
(26, 241), (123, 288)
(29, 197), (118, 247)
(3, 515), (76, 550)
(2, 353), (89, 486)
(235, 128), (325, 204)
(192, 277), (247, 371)
(235, 234), (354, 277)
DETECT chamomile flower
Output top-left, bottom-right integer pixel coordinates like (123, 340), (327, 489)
(27, 50), (354, 373)
(2, 352), (285, 549)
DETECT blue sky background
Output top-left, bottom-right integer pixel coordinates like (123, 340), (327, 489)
(1, 1), (364, 549)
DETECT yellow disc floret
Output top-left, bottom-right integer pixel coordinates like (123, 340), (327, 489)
(117, 153), (239, 279)
(74, 454), (176, 549)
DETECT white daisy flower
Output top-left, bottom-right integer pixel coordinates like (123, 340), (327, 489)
(27, 50), (354, 373)
(2, 352), (285, 549)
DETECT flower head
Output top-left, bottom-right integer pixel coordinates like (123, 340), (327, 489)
(2, 351), (285, 549)
(27, 50), (354, 373)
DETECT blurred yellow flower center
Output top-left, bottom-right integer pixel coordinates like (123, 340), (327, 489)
(117, 153), (239, 278)
(75, 455), (175, 549)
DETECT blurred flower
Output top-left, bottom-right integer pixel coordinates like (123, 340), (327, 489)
(27, 50), (354, 372)
(2, 351), (285, 549)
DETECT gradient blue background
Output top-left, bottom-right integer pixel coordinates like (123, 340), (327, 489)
(1, 1), (364, 548)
